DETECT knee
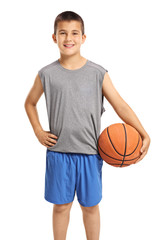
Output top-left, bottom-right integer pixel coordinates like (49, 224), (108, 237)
(53, 202), (73, 213)
(80, 203), (99, 214)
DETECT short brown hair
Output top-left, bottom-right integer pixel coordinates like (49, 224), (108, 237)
(54, 11), (85, 36)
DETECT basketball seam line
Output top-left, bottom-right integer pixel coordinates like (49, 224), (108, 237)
(98, 144), (140, 161)
(107, 124), (140, 157)
(107, 126), (123, 156)
(121, 123), (127, 167)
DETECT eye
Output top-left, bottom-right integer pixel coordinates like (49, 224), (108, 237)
(60, 32), (78, 35)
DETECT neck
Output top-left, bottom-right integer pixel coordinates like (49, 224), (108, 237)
(58, 55), (87, 69)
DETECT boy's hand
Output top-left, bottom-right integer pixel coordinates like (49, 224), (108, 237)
(135, 135), (151, 164)
(35, 129), (58, 148)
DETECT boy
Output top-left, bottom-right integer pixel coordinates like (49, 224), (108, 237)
(24, 11), (150, 240)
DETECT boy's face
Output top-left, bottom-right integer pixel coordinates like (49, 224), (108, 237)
(52, 20), (86, 56)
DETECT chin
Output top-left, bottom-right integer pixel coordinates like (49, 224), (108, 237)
(61, 50), (77, 55)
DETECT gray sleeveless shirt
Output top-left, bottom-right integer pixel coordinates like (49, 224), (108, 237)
(38, 59), (108, 154)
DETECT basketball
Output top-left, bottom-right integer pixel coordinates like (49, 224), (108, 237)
(98, 123), (143, 167)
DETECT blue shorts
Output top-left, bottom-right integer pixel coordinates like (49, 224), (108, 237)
(44, 150), (103, 207)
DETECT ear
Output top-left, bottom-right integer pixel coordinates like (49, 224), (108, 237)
(82, 34), (87, 44)
(52, 34), (57, 43)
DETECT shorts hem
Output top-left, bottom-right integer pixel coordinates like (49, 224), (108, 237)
(44, 196), (74, 205)
(78, 196), (102, 207)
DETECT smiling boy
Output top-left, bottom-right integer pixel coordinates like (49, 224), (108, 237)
(24, 11), (150, 240)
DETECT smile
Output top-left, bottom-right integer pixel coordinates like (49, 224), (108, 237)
(63, 44), (74, 48)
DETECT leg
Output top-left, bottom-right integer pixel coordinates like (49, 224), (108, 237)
(80, 203), (100, 240)
(52, 202), (73, 240)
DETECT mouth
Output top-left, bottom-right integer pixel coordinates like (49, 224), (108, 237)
(63, 44), (75, 48)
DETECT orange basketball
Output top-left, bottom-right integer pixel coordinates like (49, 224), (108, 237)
(98, 123), (142, 167)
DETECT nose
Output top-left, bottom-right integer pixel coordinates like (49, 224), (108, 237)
(65, 33), (73, 41)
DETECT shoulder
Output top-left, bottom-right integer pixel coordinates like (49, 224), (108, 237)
(38, 60), (58, 76)
(87, 60), (108, 76)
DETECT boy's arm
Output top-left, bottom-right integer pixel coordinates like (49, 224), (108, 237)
(24, 74), (44, 136)
(102, 72), (151, 162)
(24, 74), (58, 147)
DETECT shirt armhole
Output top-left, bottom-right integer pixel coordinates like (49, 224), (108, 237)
(38, 70), (45, 91)
(101, 68), (108, 115)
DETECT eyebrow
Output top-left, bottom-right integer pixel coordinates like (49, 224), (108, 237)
(59, 29), (80, 32)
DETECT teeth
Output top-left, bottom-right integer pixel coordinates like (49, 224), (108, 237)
(64, 44), (74, 47)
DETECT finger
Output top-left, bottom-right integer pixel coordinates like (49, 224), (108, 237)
(136, 151), (147, 163)
(44, 140), (56, 146)
(140, 146), (146, 153)
(48, 133), (58, 139)
(42, 142), (50, 147)
(43, 143), (49, 148)
(134, 154), (144, 164)
(46, 137), (57, 144)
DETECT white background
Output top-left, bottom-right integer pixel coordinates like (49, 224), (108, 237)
(0, 0), (160, 239)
